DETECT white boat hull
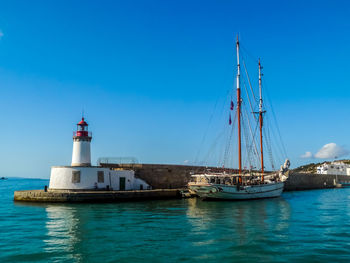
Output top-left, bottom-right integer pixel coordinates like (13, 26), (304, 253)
(189, 181), (284, 200)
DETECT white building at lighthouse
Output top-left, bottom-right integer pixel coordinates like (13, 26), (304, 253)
(49, 117), (150, 191)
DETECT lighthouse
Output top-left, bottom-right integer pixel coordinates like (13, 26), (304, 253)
(71, 117), (92, 166)
(48, 117), (150, 191)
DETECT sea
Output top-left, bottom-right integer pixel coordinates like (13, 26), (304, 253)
(1, 178), (350, 263)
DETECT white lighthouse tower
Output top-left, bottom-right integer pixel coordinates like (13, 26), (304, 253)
(71, 117), (92, 166)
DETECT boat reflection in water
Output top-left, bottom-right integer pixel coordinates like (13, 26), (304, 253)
(185, 197), (291, 261)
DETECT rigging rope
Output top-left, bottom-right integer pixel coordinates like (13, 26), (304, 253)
(265, 113), (286, 163)
(263, 80), (288, 158)
(194, 88), (231, 165)
(242, 101), (259, 162)
(264, 123), (275, 170)
(242, 77), (256, 120)
(201, 129), (226, 167)
(241, 103), (259, 170)
(240, 43), (259, 64)
(223, 108), (237, 168)
(242, 59), (257, 103)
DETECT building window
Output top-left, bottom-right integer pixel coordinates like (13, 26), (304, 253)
(72, 171), (80, 183)
(97, 171), (104, 183)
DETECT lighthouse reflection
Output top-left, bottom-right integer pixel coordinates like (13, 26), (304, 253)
(43, 205), (83, 262)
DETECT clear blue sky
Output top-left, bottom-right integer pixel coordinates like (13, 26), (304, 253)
(0, 0), (350, 178)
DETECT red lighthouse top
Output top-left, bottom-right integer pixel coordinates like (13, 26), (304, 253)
(77, 118), (88, 127)
(74, 117), (91, 137)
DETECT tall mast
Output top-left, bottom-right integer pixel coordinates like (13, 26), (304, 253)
(236, 36), (242, 181)
(258, 59), (264, 181)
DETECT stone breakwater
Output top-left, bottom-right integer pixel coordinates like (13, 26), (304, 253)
(101, 163), (240, 189)
(14, 189), (182, 202)
(101, 163), (350, 191)
(284, 172), (350, 191)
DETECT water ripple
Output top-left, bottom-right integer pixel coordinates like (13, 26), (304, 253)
(1, 179), (350, 262)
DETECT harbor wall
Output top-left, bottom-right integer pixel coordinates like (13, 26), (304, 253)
(101, 163), (350, 191)
(284, 173), (350, 191)
(101, 163), (239, 189)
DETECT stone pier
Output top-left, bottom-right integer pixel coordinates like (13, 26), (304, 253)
(14, 189), (183, 202)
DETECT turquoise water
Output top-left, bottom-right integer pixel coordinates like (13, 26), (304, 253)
(1, 178), (350, 262)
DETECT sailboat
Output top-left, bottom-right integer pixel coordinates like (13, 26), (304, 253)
(188, 37), (290, 200)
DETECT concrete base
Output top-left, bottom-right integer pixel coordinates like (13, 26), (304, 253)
(14, 189), (182, 203)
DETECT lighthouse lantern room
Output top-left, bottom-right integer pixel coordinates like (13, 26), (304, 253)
(71, 117), (92, 167)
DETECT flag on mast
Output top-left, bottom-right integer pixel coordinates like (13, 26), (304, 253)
(229, 114), (232, 125)
(230, 100), (234, 110)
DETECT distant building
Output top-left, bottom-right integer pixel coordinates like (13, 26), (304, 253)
(316, 161), (350, 176)
(49, 117), (151, 191)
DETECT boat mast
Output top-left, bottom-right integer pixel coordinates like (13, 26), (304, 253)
(258, 59), (265, 181)
(236, 36), (242, 181)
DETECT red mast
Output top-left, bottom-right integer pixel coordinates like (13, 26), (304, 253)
(236, 36), (242, 183)
(258, 59), (265, 181)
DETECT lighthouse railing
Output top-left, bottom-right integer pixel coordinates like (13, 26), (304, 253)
(73, 131), (92, 137)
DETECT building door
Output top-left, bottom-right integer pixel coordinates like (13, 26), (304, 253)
(119, 177), (126, 191)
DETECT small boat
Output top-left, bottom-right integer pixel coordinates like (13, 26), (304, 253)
(189, 36), (290, 200)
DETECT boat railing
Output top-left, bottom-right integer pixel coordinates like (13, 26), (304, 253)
(97, 157), (139, 165)
(191, 172), (281, 185)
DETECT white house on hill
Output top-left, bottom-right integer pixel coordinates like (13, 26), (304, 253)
(316, 161), (350, 176)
